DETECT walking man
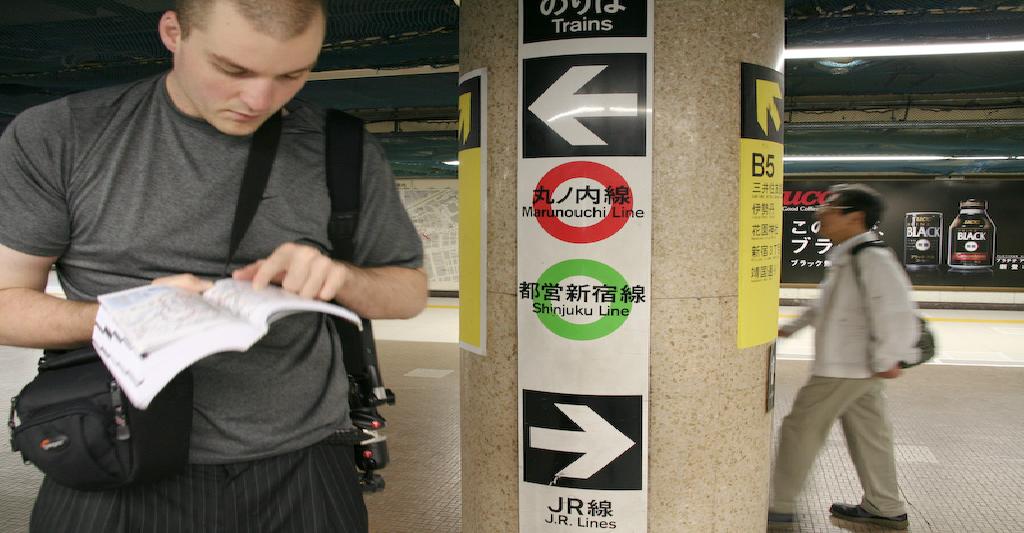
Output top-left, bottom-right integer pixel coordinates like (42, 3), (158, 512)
(769, 183), (918, 530)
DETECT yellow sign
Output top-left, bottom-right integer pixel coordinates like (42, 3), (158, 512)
(737, 63), (783, 348)
(459, 69), (487, 354)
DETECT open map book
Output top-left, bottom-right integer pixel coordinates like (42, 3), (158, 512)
(92, 278), (360, 409)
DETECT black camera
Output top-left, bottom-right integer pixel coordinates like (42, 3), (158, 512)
(338, 319), (395, 492)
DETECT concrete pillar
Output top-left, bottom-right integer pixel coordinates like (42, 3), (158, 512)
(460, 1), (784, 531)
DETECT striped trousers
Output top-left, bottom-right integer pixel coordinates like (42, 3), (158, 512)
(30, 442), (368, 533)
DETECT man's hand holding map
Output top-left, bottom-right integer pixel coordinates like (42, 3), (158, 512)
(93, 279), (360, 409)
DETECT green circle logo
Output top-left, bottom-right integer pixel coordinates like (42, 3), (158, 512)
(533, 259), (632, 340)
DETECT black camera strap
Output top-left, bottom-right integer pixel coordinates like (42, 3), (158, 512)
(224, 111), (283, 273)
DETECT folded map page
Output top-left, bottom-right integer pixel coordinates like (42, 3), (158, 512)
(92, 278), (361, 409)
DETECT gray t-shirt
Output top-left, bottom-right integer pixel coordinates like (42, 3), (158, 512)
(0, 74), (423, 463)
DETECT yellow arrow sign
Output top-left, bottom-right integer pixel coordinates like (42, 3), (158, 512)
(458, 92), (473, 144)
(755, 79), (782, 136)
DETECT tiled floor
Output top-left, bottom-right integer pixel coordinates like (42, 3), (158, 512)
(360, 340), (1024, 533)
(364, 340), (461, 533)
(769, 360), (1024, 533)
(371, 302), (1024, 532)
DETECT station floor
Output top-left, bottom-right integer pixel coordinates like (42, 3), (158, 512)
(367, 302), (1024, 532)
(1, 298), (1022, 532)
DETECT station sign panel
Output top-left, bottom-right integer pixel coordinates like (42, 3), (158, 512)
(523, 0), (647, 43)
(737, 62), (784, 348)
(518, 1), (652, 531)
(522, 54), (647, 158)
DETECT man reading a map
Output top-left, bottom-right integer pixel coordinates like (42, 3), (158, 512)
(0, 1), (426, 531)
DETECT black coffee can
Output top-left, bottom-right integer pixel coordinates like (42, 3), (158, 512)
(904, 212), (942, 270)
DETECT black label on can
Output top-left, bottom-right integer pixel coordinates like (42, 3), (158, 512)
(904, 212), (942, 268)
(949, 219), (995, 267)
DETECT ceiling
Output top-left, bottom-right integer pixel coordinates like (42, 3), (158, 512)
(784, 1), (1024, 175)
(1, 0), (1023, 176)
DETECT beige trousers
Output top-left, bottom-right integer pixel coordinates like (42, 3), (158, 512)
(771, 376), (905, 517)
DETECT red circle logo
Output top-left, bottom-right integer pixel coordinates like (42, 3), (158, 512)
(533, 161), (634, 243)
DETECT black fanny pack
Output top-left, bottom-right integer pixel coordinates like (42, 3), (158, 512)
(8, 346), (193, 490)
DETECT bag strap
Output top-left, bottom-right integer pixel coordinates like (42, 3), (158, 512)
(323, 110), (394, 408)
(38, 346), (101, 371)
(849, 240), (886, 293)
(850, 239), (886, 351)
(324, 109), (364, 262)
(224, 111), (283, 273)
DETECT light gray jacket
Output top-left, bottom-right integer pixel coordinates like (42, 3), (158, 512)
(781, 231), (920, 378)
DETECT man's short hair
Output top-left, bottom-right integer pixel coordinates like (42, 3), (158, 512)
(175, 0), (326, 40)
(825, 183), (885, 228)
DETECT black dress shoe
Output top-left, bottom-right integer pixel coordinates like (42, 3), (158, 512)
(829, 503), (908, 530)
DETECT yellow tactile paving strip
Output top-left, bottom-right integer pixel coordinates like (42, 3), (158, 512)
(779, 313), (1024, 325)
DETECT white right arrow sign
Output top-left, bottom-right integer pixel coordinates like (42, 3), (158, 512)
(529, 403), (636, 480)
(527, 65), (638, 146)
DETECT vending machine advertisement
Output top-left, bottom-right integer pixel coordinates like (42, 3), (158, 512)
(781, 178), (1024, 288)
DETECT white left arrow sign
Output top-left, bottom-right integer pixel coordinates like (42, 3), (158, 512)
(529, 403), (636, 480)
(527, 65), (638, 146)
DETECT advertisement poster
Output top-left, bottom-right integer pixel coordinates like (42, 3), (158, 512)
(518, 1), (652, 531)
(782, 178), (1024, 288)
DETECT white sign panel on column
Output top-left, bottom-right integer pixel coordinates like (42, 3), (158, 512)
(518, 1), (653, 532)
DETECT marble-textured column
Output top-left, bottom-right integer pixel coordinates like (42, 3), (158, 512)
(459, 0), (520, 531)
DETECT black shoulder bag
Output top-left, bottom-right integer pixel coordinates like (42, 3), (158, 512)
(7, 112), (284, 490)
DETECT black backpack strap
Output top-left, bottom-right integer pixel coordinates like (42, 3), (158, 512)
(224, 111), (283, 273)
(324, 109), (394, 408)
(849, 239), (928, 369)
(851, 239), (886, 257)
(849, 239), (887, 350)
(325, 109), (364, 262)
(849, 239), (886, 300)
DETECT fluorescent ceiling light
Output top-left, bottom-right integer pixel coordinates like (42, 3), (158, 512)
(784, 40), (1024, 59)
(443, 160), (460, 166)
(785, 155), (1022, 162)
